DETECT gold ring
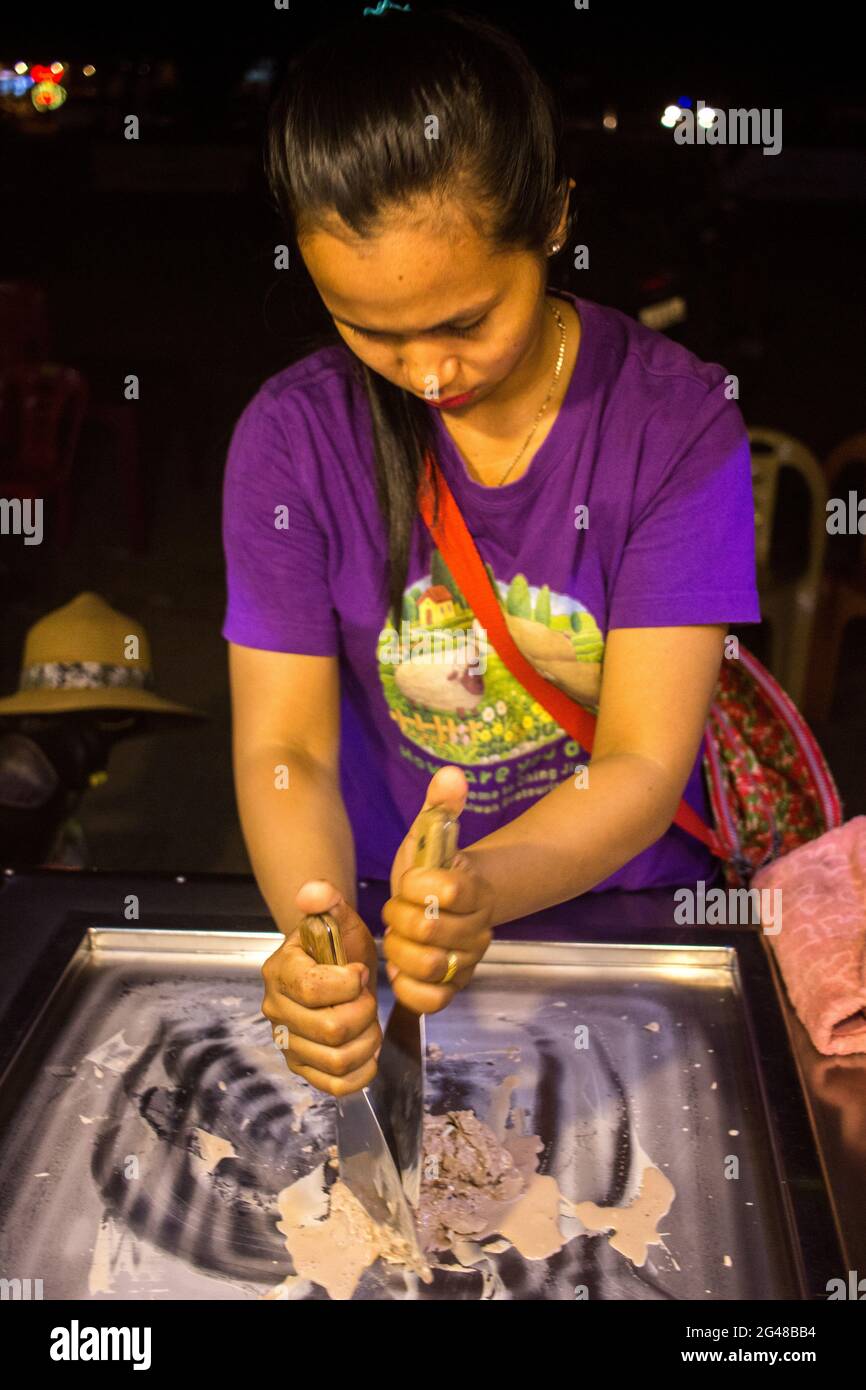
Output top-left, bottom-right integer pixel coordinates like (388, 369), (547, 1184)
(440, 951), (459, 985)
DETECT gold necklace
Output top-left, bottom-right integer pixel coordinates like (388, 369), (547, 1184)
(496, 298), (567, 487)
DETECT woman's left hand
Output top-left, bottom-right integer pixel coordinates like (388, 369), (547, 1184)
(382, 766), (495, 1014)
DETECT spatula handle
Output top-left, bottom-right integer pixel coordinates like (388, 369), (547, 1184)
(412, 805), (459, 869)
(298, 910), (347, 966)
(299, 810), (457, 964)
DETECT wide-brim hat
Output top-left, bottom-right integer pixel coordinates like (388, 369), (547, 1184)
(0, 591), (208, 721)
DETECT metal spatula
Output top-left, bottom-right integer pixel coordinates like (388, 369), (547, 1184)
(368, 805), (459, 1208)
(297, 911), (429, 1279)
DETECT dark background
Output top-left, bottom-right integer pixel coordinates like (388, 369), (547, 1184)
(0, 0), (863, 871)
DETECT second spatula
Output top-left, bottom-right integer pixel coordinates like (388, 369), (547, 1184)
(297, 910), (430, 1281)
(368, 804), (460, 1209)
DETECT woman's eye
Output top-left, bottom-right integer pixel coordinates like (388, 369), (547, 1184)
(450, 318), (486, 338)
(352, 316), (487, 342)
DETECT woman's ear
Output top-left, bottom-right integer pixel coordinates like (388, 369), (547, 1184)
(551, 176), (576, 249)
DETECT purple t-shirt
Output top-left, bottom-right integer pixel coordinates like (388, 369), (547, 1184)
(221, 291), (761, 891)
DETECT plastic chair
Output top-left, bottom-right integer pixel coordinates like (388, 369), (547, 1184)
(748, 427), (828, 709)
(0, 363), (89, 549)
(803, 430), (866, 723)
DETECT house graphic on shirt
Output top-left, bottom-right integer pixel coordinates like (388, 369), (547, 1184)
(416, 585), (456, 626)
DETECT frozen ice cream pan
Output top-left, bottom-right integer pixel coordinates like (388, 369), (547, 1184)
(0, 921), (843, 1300)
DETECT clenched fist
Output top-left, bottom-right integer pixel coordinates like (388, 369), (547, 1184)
(261, 880), (382, 1096)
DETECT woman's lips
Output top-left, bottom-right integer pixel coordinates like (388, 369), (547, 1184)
(425, 388), (476, 409)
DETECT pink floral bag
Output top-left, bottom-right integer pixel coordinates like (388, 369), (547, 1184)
(705, 646), (843, 886)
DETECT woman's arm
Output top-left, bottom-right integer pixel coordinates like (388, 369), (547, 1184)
(228, 643), (357, 932)
(459, 624), (726, 925)
(380, 624), (726, 1012)
(231, 643), (384, 1094)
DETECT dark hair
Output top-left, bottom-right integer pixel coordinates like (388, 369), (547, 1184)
(264, 7), (572, 629)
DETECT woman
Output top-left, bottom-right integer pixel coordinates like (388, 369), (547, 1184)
(221, 9), (760, 1096)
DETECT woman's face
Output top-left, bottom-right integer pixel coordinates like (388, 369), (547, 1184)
(298, 197), (556, 412)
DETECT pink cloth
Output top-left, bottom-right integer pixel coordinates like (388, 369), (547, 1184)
(754, 817), (866, 1055)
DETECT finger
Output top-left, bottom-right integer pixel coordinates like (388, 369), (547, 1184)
(277, 1016), (382, 1078)
(295, 878), (344, 916)
(390, 836), (414, 900)
(286, 1054), (379, 1098)
(382, 932), (478, 984)
(264, 939), (368, 1009)
(392, 769), (469, 897)
(381, 895), (490, 951)
(417, 765), (468, 821)
(390, 965), (475, 1016)
(395, 861), (480, 916)
(262, 983), (378, 1046)
(294, 881), (372, 966)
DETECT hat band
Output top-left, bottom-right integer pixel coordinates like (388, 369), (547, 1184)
(20, 661), (155, 692)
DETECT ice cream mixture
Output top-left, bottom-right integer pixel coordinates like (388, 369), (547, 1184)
(272, 1071), (675, 1299)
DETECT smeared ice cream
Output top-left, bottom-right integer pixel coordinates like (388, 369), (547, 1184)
(499, 1172), (566, 1259)
(418, 1110), (569, 1262)
(191, 1128), (236, 1176)
(569, 1162), (675, 1266)
(274, 1103), (571, 1298)
(272, 1079), (674, 1298)
(417, 1111), (527, 1250)
(276, 1175), (431, 1301)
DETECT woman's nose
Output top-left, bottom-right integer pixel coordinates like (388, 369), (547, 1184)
(403, 353), (459, 399)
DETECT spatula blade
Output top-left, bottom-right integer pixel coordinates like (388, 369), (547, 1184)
(297, 911), (429, 1277)
(368, 1002), (426, 1208)
(371, 805), (460, 1208)
(336, 1089), (427, 1271)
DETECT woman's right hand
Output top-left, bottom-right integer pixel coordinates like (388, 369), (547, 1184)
(261, 880), (382, 1096)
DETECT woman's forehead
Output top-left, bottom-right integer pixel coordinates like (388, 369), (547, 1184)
(301, 220), (518, 317)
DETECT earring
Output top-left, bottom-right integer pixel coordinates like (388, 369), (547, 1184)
(548, 241), (561, 255)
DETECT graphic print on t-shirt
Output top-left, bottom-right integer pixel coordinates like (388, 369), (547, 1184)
(377, 547), (604, 819)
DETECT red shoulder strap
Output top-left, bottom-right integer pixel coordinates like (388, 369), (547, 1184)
(417, 449), (723, 857)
